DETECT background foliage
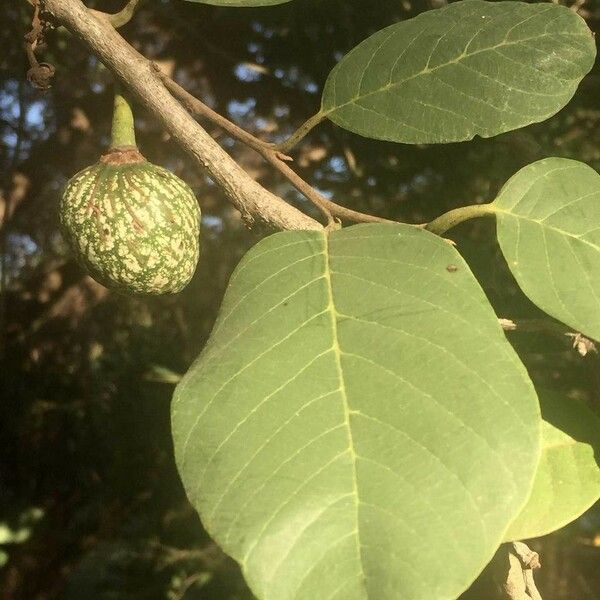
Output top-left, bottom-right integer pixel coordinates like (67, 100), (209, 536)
(1, 1), (599, 598)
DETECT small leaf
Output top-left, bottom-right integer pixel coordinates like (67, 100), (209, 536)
(505, 390), (600, 541)
(320, 0), (595, 144)
(173, 224), (540, 600)
(185, 0), (292, 6)
(491, 158), (600, 341)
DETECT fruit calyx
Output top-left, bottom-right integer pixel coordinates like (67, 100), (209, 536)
(99, 146), (145, 165)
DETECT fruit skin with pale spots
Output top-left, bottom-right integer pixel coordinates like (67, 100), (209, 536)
(60, 147), (200, 295)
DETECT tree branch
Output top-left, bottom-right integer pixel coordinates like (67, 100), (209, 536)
(41, 0), (321, 232)
(154, 68), (397, 226)
(505, 542), (543, 600)
(491, 542), (543, 600)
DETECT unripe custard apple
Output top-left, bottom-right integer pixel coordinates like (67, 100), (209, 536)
(60, 147), (200, 295)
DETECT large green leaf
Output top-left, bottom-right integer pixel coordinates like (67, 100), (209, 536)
(491, 158), (600, 341)
(505, 391), (600, 541)
(320, 0), (595, 144)
(173, 224), (540, 600)
(185, 0), (292, 6)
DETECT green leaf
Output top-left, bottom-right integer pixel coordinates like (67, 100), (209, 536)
(185, 0), (292, 6)
(173, 224), (540, 600)
(505, 390), (600, 541)
(320, 0), (595, 144)
(491, 158), (600, 341)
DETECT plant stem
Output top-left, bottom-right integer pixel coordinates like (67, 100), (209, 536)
(261, 150), (393, 227)
(276, 111), (326, 153)
(155, 67), (398, 227)
(151, 63), (273, 156)
(425, 203), (495, 235)
(111, 85), (137, 148)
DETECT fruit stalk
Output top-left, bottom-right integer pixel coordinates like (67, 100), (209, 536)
(111, 84), (137, 149)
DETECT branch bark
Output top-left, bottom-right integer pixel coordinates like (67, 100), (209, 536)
(489, 542), (543, 600)
(503, 543), (543, 600)
(41, 0), (321, 232)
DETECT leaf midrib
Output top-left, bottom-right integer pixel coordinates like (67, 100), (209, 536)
(322, 232), (368, 596)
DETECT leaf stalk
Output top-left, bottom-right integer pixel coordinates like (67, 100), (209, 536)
(91, 0), (146, 29)
(425, 204), (495, 235)
(276, 111), (326, 153)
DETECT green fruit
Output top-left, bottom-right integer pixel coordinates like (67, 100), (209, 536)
(60, 147), (200, 295)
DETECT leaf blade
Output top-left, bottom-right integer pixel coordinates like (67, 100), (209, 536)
(173, 224), (541, 600)
(505, 391), (600, 541)
(321, 0), (596, 144)
(492, 157), (600, 341)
